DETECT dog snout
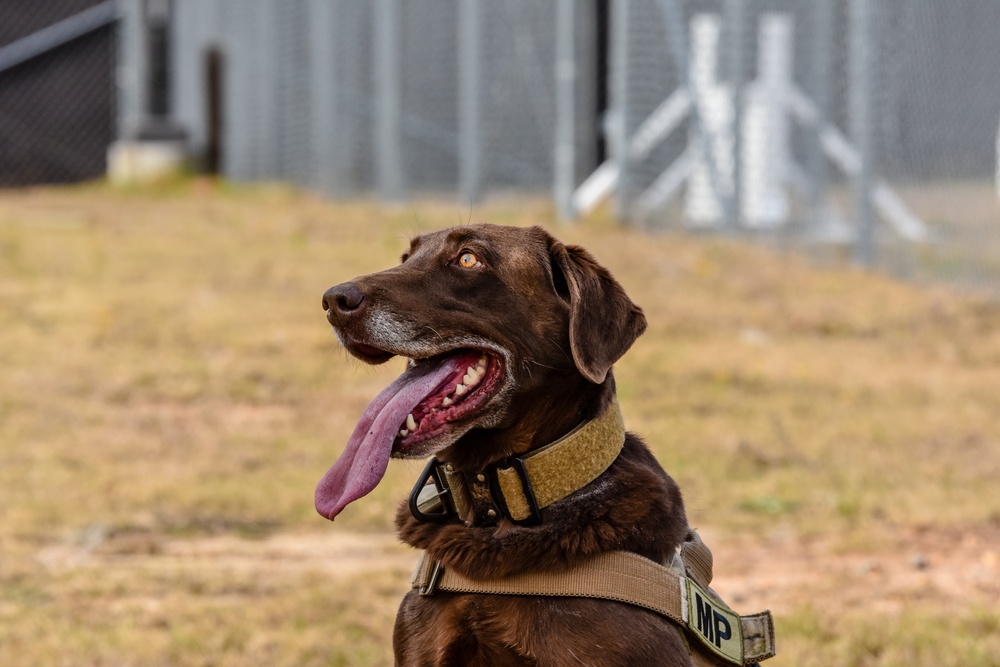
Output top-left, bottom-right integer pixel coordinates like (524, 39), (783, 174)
(323, 282), (366, 324)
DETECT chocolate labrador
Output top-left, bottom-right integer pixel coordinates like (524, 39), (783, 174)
(317, 224), (698, 666)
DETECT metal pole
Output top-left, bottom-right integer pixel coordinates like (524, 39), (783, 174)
(554, 0), (576, 221)
(375, 0), (404, 201)
(850, 0), (875, 266)
(227, 0), (256, 182)
(308, 0), (343, 195)
(808, 1), (834, 233)
(610, 0), (630, 220)
(116, 0), (149, 140)
(723, 0), (746, 230)
(249, 0), (279, 180)
(458, 0), (483, 206)
(0, 1), (117, 75)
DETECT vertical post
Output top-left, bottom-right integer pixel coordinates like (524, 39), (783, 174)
(226, 0), (256, 181)
(808, 1), (834, 232)
(850, 0), (875, 266)
(116, 0), (149, 140)
(308, 0), (343, 195)
(374, 0), (404, 201)
(554, 0), (576, 221)
(458, 0), (482, 206)
(995, 113), (1000, 201)
(255, 0), (279, 179)
(610, 0), (630, 220)
(722, 0), (746, 230)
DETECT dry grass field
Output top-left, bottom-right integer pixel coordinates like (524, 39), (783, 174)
(1, 181), (998, 666)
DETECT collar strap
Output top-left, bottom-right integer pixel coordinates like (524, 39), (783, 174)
(409, 398), (626, 526)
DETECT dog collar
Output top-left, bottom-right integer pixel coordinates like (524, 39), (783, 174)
(409, 398), (626, 526)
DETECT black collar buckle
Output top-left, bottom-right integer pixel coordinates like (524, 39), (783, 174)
(408, 457), (456, 523)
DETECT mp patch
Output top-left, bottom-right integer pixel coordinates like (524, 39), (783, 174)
(686, 577), (744, 665)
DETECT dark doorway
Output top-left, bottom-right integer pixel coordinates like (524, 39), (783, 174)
(204, 47), (224, 175)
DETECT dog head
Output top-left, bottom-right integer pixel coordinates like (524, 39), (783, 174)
(315, 224), (646, 520)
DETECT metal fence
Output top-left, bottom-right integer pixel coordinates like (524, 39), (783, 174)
(593, 0), (1000, 291)
(0, 0), (116, 186)
(3, 1), (1000, 290)
(159, 0), (598, 204)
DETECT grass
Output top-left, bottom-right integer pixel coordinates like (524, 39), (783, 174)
(1, 180), (998, 665)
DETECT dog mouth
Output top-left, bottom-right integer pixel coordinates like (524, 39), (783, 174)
(314, 347), (505, 521)
(394, 350), (503, 452)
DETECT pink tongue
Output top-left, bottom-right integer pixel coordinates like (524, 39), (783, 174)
(314, 357), (465, 521)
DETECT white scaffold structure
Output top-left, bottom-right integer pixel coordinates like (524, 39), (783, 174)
(573, 10), (927, 246)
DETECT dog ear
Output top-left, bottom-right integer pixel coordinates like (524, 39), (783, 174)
(546, 235), (647, 384)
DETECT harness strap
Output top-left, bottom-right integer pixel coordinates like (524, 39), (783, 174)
(411, 531), (775, 666)
(681, 528), (715, 587)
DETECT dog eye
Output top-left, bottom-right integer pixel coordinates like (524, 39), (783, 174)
(457, 251), (480, 269)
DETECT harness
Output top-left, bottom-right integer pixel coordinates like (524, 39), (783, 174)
(407, 400), (776, 666)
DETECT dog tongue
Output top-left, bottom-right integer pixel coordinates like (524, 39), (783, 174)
(314, 357), (463, 521)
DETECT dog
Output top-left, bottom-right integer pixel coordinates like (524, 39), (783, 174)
(317, 224), (733, 666)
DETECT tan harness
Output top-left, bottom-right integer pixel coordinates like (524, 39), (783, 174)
(408, 400), (776, 665)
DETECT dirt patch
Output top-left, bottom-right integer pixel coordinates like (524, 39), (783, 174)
(36, 530), (416, 579)
(35, 525), (1000, 618)
(704, 524), (1000, 616)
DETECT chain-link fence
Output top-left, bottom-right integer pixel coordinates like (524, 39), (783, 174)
(597, 0), (1000, 291)
(3, 1), (999, 291)
(0, 0), (116, 187)
(161, 0), (599, 203)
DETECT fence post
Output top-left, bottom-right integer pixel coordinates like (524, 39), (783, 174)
(850, 0), (875, 266)
(374, 0), (404, 201)
(723, 0), (746, 230)
(308, 0), (344, 195)
(610, 0), (631, 220)
(995, 112), (1000, 201)
(554, 0), (576, 220)
(808, 1), (834, 234)
(554, 0), (576, 221)
(116, 0), (149, 141)
(458, 0), (482, 206)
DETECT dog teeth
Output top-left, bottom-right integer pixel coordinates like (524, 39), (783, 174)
(444, 357), (489, 404)
(398, 429), (408, 437)
(406, 413), (417, 431)
(462, 365), (486, 387)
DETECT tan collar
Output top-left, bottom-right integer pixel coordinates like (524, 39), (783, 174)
(409, 399), (626, 526)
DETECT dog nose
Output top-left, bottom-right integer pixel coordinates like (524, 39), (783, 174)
(323, 283), (366, 320)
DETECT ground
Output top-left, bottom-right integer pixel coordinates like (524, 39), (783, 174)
(1, 181), (998, 665)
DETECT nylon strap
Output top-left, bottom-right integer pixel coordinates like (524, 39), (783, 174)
(493, 397), (626, 521)
(434, 399), (626, 525)
(680, 528), (715, 587)
(411, 533), (775, 665)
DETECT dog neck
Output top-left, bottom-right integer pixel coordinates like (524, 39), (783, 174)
(395, 376), (690, 579)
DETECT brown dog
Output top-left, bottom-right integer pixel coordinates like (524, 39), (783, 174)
(318, 224), (699, 666)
